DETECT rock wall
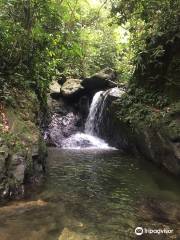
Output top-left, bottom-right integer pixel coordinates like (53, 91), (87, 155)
(45, 68), (117, 147)
(97, 90), (180, 176)
(45, 93), (84, 147)
(0, 89), (47, 201)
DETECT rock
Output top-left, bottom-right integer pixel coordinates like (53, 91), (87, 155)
(89, 87), (127, 146)
(78, 96), (90, 117)
(139, 197), (180, 224)
(82, 68), (117, 91)
(10, 154), (25, 182)
(0, 145), (9, 160)
(49, 81), (61, 99)
(0, 145), (9, 172)
(47, 112), (82, 147)
(0, 199), (47, 216)
(57, 74), (67, 85)
(174, 142), (180, 159)
(0, 90), (47, 202)
(46, 91), (84, 147)
(61, 79), (84, 98)
(95, 88), (180, 175)
(59, 228), (96, 240)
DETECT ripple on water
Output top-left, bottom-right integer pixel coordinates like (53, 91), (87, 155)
(0, 148), (180, 240)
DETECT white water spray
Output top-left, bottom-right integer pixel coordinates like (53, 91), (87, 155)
(61, 89), (120, 149)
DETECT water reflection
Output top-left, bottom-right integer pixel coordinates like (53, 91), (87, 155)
(0, 148), (180, 240)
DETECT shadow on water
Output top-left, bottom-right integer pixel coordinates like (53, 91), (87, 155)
(0, 148), (180, 239)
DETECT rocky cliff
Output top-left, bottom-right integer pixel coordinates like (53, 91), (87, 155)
(0, 89), (47, 201)
(96, 35), (180, 176)
(98, 91), (180, 175)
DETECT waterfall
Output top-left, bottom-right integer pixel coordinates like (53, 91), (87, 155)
(85, 88), (121, 136)
(85, 91), (103, 135)
(61, 88), (120, 149)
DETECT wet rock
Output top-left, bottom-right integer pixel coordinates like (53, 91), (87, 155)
(49, 81), (61, 99)
(61, 79), (84, 98)
(0, 145), (9, 172)
(46, 93), (84, 147)
(0, 199), (47, 217)
(78, 96), (90, 118)
(59, 228), (96, 240)
(61, 132), (111, 149)
(82, 68), (117, 91)
(139, 198), (180, 223)
(0, 90), (47, 202)
(10, 154), (25, 182)
(57, 74), (67, 85)
(95, 88), (180, 175)
(90, 87), (127, 148)
(47, 112), (82, 147)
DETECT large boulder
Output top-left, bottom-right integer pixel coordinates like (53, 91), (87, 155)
(46, 93), (84, 147)
(61, 79), (84, 98)
(57, 74), (66, 85)
(49, 81), (61, 99)
(82, 68), (117, 91)
(96, 90), (180, 176)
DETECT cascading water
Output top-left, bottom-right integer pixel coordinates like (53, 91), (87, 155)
(84, 91), (103, 135)
(61, 89), (119, 149)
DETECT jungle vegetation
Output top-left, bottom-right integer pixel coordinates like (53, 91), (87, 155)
(0, 0), (179, 101)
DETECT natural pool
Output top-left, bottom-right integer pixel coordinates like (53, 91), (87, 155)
(0, 148), (180, 240)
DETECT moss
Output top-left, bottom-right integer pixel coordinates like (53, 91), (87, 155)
(0, 88), (46, 201)
(115, 90), (166, 126)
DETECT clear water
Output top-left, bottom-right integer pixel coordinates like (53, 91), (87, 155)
(0, 148), (180, 240)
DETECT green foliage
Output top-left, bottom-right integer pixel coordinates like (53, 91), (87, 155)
(110, 0), (180, 91)
(0, 0), (64, 100)
(0, 0), (125, 101)
(1, 0), (179, 101)
(115, 86), (170, 126)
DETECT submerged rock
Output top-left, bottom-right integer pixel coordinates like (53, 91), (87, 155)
(59, 228), (96, 240)
(61, 132), (112, 149)
(0, 199), (47, 216)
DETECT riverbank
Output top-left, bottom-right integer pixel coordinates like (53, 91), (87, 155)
(0, 88), (47, 201)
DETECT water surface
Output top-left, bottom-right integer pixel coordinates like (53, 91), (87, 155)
(0, 148), (180, 240)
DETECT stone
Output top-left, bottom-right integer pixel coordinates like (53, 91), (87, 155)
(59, 228), (96, 240)
(0, 145), (9, 160)
(10, 154), (25, 182)
(49, 81), (61, 99)
(61, 79), (84, 98)
(0, 145), (9, 172)
(96, 88), (180, 175)
(47, 112), (82, 147)
(82, 68), (117, 91)
(57, 74), (67, 85)
(78, 96), (90, 117)
(0, 199), (47, 215)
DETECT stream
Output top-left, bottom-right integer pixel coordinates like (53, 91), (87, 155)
(0, 148), (180, 239)
(0, 89), (180, 240)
